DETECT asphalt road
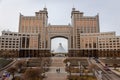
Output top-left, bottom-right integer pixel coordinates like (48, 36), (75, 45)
(90, 58), (120, 80)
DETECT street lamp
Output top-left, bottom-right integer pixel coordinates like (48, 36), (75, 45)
(67, 62), (71, 76)
(41, 62), (47, 78)
(26, 58), (29, 67)
(43, 62), (47, 78)
(78, 61), (82, 76)
(98, 70), (102, 80)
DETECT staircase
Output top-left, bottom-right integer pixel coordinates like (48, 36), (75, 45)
(44, 57), (67, 80)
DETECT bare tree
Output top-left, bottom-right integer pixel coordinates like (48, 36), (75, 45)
(15, 60), (25, 72)
(113, 63), (118, 69)
(24, 68), (43, 80)
(7, 67), (17, 80)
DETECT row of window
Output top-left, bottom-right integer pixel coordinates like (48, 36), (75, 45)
(99, 43), (120, 45)
(1, 46), (19, 48)
(99, 39), (120, 42)
(0, 38), (19, 40)
(1, 41), (19, 43)
(3, 33), (29, 37)
(77, 28), (97, 33)
(99, 46), (120, 48)
(99, 49), (118, 50)
(1, 43), (19, 45)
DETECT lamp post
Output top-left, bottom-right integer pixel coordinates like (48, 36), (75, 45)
(41, 62), (47, 78)
(78, 61), (82, 76)
(98, 70), (102, 80)
(26, 58), (29, 67)
(43, 62), (47, 78)
(67, 62), (71, 76)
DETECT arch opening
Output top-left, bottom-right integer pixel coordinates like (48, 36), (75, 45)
(51, 37), (68, 54)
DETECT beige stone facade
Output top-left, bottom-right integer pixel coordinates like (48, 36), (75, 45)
(0, 31), (20, 50)
(80, 32), (115, 49)
(79, 32), (120, 57)
(0, 8), (120, 57)
(19, 8), (99, 50)
(98, 36), (120, 57)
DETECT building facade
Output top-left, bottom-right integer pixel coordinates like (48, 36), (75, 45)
(0, 8), (120, 57)
(79, 32), (120, 57)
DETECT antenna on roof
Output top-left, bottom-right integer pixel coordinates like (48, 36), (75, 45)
(72, 0), (75, 10)
(44, 4), (47, 11)
(44, 3), (46, 8)
(73, 3), (75, 8)
(72, 2), (75, 11)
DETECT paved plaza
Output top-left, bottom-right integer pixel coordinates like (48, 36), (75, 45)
(43, 57), (67, 80)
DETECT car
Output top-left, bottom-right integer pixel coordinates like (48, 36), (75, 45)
(94, 58), (100, 63)
(96, 60), (100, 63)
(104, 66), (110, 71)
(2, 71), (9, 77)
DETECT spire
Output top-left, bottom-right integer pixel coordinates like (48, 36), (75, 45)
(44, 4), (47, 11)
(72, 0), (75, 11)
(72, 3), (75, 11)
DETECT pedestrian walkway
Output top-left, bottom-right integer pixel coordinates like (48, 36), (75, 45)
(43, 57), (67, 80)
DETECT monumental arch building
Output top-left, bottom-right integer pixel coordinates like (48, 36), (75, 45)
(18, 7), (99, 57)
(0, 8), (120, 57)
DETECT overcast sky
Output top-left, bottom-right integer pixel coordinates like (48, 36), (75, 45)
(0, 0), (120, 51)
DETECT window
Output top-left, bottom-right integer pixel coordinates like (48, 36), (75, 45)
(89, 43), (92, 48)
(93, 43), (96, 48)
(85, 44), (88, 48)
